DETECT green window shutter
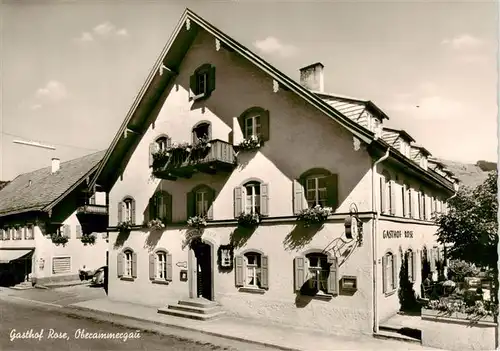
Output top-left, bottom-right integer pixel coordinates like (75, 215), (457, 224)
(294, 256), (305, 291)
(392, 254), (398, 290)
(190, 73), (197, 96)
(233, 187), (243, 218)
(131, 252), (138, 278)
(260, 255), (269, 289)
(117, 253), (124, 277)
(186, 191), (195, 219)
(149, 142), (157, 168)
(390, 180), (397, 215)
(234, 255), (244, 287)
(206, 188), (215, 220)
(166, 253), (173, 282)
(76, 225), (82, 239)
(207, 66), (216, 95)
(380, 177), (387, 214)
(64, 224), (71, 238)
(23, 227), (27, 240)
(382, 255), (387, 293)
(326, 174), (339, 210)
(118, 202), (123, 223)
(260, 109), (270, 142)
(149, 197), (156, 221)
(412, 251), (418, 282)
(260, 183), (269, 216)
(149, 253), (155, 280)
(327, 257), (339, 295)
(293, 179), (304, 215)
(409, 189), (415, 218)
(165, 192), (172, 224)
(131, 200), (136, 225)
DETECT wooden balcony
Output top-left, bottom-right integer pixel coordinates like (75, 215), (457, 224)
(76, 204), (108, 234)
(152, 139), (236, 180)
(77, 204), (108, 216)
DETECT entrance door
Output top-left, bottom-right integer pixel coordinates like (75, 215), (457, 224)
(192, 240), (212, 300)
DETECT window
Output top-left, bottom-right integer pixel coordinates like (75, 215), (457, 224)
(382, 252), (397, 293)
(305, 175), (328, 208)
(124, 250), (133, 278)
(188, 185), (215, 220)
(421, 190), (426, 220)
(244, 181), (261, 214)
(407, 249), (415, 282)
(380, 171), (392, 214)
(118, 197), (136, 225)
(238, 107), (270, 143)
(192, 122), (211, 144)
(156, 252), (167, 280)
(149, 250), (172, 282)
(190, 64), (216, 99)
(235, 251), (269, 290)
(196, 189), (209, 217)
(306, 253), (329, 293)
(156, 136), (170, 151)
(244, 113), (261, 139)
(26, 226), (34, 240)
(16, 227), (23, 240)
(407, 186), (412, 218)
(149, 191), (171, 222)
(245, 252), (262, 288)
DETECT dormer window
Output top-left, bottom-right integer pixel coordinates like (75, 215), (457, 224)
(420, 157), (428, 170)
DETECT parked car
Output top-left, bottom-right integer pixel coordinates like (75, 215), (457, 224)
(91, 266), (107, 286)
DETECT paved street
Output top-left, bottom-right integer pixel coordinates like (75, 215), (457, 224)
(0, 298), (241, 351)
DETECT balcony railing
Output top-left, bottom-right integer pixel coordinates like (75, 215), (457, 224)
(152, 139), (236, 180)
(76, 204), (108, 216)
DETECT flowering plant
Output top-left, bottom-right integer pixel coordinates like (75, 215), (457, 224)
(147, 219), (166, 231)
(169, 142), (192, 153)
(237, 212), (262, 228)
(116, 221), (133, 232)
(236, 135), (261, 152)
(192, 135), (212, 150)
(426, 298), (497, 317)
(187, 215), (207, 229)
(51, 233), (69, 246)
(80, 234), (96, 246)
(297, 205), (333, 227)
(152, 149), (171, 164)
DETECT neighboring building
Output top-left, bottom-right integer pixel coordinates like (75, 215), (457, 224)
(90, 9), (459, 336)
(0, 151), (108, 287)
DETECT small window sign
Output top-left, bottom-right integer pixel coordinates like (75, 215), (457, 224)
(341, 275), (357, 293)
(217, 245), (234, 270)
(180, 270), (188, 282)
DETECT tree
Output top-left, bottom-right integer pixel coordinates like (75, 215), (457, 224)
(435, 171), (498, 304)
(398, 249), (419, 312)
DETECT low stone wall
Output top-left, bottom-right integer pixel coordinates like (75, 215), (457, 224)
(421, 308), (497, 351)
(33, 274), (80, 285)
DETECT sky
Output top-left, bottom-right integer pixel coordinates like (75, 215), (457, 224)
(1, 0), (498, 180)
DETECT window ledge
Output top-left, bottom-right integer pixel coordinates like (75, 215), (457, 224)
(120, 277), (135, 282)
(152, 279), (170, 285)
(238, 286), (266, 294)
(385, 289), (397, 297)
(312, 293), (334, 301)
(191, 93), (207, 101)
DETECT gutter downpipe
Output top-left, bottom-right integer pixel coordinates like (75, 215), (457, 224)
(372, 147), (390, 334)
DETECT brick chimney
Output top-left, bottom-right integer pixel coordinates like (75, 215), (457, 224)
(299, 62), (324, 93)
(51, 158), (60, 173)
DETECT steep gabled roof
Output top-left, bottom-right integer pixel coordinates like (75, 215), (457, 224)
(0, 151), (105, 217)
(314, 92), (390, 122)
(89, 8), (377, 191)
(382, 127), (415, 143)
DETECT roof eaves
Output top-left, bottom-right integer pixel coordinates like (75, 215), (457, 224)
(43, 161), (102, 213)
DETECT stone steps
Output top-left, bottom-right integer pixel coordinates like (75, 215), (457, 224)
(158, 298), (225, 321)
(10, 282), (34, 290)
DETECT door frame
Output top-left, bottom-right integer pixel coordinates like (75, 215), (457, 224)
(188, 237), (215, 301)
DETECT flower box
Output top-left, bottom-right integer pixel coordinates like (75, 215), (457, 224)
(237, 212), (262, 228)
(187, 215), (207, 229)
(235, 135), (262, 152)
(116, 221), (133, 232)
(146, 219), (166, 231)
(51, 233), (68, 246)
(422, 307), (495, 323)
(80, 234), (96, 246)
(297, 205), (332, 227)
